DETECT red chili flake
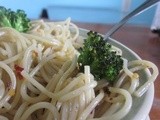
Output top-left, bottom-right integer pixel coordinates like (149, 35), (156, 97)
(14, 64), (24, 80)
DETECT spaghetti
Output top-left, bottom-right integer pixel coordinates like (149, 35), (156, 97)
(0, 18), (158, 120)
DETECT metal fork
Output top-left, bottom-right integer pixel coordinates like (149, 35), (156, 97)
(104, 0), (160, 41)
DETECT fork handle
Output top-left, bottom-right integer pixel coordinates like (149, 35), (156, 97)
(104, 0), (160, 41)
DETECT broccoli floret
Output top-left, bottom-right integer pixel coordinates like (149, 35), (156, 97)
(0, 6), (30, 32)
(78, 31), (123, 83)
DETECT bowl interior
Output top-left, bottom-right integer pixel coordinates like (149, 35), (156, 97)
(79, 29), (154, 120)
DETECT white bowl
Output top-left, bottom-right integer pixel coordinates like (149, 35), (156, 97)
(79, 29), (154, 120)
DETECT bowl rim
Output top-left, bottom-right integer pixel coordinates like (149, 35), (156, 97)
(79, 28), (154, 120)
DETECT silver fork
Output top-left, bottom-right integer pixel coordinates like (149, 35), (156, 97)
(104, 0), (160, 41)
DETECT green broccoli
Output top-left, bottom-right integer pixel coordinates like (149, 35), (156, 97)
(78, 31), (123, 83)
(0, 6), (30, 32)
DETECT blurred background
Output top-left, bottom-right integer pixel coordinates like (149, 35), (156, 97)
(0, 0), (158, 27)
